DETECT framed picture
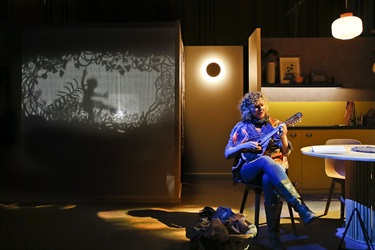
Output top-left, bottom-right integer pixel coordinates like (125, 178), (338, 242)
(279, 57), (300, 83)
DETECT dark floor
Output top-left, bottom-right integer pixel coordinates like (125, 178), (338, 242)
(0, 175), (372, 250)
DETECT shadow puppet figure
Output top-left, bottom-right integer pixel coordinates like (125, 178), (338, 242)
(80, 68), (110, 123)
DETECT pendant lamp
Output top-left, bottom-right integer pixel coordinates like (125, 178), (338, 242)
(331, 0), (363, 40)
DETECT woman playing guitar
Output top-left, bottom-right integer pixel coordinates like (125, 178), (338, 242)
(224, 92), (316, 250)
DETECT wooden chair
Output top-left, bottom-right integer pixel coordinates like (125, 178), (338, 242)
(323, 138), (362, 224)
(239, 176), (298, 236)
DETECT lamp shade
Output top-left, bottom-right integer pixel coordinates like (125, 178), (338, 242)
(331, 13), (363, 40)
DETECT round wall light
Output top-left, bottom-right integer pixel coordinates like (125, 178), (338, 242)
(206, 62), (221, 77)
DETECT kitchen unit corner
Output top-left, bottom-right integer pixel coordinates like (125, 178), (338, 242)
(286, 126), (375, 194)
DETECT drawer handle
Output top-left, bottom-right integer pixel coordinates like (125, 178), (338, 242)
(306, 133), (313, 137)
(290, 133), (297, 138)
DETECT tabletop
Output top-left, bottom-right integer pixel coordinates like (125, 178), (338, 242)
(301, 145), (375, 162)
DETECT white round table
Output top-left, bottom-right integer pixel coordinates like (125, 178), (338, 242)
(301, 145), (375, 248)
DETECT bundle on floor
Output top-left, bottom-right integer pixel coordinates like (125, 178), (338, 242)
(186, 206), (257, 250)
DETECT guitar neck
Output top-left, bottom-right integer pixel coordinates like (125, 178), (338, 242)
(258, 125), (282, 146)
(258, 113), (302, 145)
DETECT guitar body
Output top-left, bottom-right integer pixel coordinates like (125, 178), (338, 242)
(231, 112), (303, 184)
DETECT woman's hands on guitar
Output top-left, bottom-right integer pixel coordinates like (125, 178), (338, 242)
(242, 141), (262, 153)
(279, 123), (290, 155)
(224, 140), (262, 159)
(279, 123), (288, 137)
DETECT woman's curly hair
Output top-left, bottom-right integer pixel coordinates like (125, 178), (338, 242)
(239, 92), (269, 122)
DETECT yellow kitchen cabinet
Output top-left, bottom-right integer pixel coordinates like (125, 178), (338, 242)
(287, 128), (375, 193)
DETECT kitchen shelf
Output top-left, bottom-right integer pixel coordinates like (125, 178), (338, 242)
(262, 83), (343, 88)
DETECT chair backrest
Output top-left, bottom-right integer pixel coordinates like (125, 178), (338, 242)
(325, 139), (362, 179)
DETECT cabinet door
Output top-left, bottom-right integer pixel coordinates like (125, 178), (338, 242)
(287, 130), (336, 191)
(300, 130), (341, 190)
(287, 130), (302, 189)
(341, 129), (375, 144)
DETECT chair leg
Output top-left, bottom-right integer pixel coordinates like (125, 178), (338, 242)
(324, 180), (336, 215)
(340, 181), (345, 225)
(240, 188), (249, 214)
(254, 191), (261, 229)
(287, 202), (298, 236)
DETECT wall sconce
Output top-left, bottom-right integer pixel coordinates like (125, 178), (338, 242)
(331, 0), (363, 40)
(206, 62), (221, 77)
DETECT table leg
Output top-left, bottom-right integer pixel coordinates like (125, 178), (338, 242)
(344, 161), (374, 245)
